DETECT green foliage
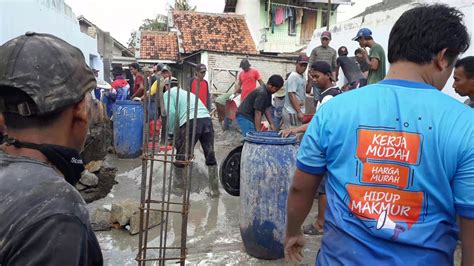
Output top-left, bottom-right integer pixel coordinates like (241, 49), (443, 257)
(170, 0), (196, 11)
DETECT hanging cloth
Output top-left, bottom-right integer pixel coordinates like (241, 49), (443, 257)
(296, 8), (304, 24)
(275, 7), (285, 25)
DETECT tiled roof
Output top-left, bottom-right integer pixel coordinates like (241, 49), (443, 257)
(140, 31), (179, 60)
(172, 11), (257, 54)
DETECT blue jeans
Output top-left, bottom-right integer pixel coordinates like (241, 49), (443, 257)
(236, 114), (256, 137)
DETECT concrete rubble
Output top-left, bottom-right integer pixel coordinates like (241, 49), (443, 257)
(91, 199), (162, 235)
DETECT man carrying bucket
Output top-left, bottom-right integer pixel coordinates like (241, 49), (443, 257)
(285, 4), (474, 265)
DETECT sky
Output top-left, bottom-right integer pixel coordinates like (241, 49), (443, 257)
(64, 0), (382, 46)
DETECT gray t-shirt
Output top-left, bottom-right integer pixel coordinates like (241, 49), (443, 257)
(0, 151), (103, 265)
(309, 45), (338, 70)
(337, 56), (365, 83)
(284, 72), (306, 114)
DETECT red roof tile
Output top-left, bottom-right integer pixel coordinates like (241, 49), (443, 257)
(140, 31), (179, 60)
(173, 11), (257, 54)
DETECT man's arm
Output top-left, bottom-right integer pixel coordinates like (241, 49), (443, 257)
(280, 123), (308, 138)
(285, 169), (324, 263)
(460, 217), (474, 266)
(258, 79), (265, 86)
(369, 58), (380, 71)
(289, 92), (304, 121)
(254, 110), (263, 130)
(287, 169), (324, 236)
(235, 72), (242, 94)
(264, 107), (276, 130)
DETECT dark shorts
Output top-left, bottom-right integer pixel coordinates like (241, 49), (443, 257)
(174, 117), (216, 168)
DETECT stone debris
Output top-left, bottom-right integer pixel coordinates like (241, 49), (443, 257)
(79, 170), (99, 187)
(91, 207), (112, 231)
(91, 199), (162, 235)
(111, 199), (139, 226)
(86, 160), (103, 173)
(129, 209), (161, 235)
(75, 183), (87, 191)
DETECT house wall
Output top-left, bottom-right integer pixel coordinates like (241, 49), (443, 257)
(236, 0), (337, 53)
(0, 0), (103, 79)
(204, 52), (296, 94)
(307, 0), (472, 102)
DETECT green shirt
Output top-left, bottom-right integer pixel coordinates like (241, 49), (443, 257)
(163, 87), (210, 134)
(367, 43), (386, 84)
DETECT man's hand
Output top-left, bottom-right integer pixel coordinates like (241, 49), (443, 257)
(297, 112), (304, 122)
(280, 128), (297, 138)
(360, 48), (369, 59)
(285, 231), (305, 263)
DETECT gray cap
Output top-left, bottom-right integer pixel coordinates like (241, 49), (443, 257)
(0, 32), (96, 116)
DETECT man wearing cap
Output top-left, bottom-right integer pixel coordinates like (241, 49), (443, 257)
(352, 28), (386, 84)
(144, 65), (172, 144)
(235, 58), (265, 102)
(190, 64), (211, 110)
(286, 5), (474, 265)
(308, 31), (338, 106)
(130, 62), (145, 98)
(236, 75), (284, 136)
(283, 55), (309, 129)
(163, 78), (220, 197)
(0, 32), (102, 265)
(453, 56), (474, 108)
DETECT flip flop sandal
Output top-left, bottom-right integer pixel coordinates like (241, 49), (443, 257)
(303, 224), (324, 235)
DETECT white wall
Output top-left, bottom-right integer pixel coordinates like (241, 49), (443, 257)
(0, 0), (103, 79)
(235, 0), (262, 47)
(307, 0), (474, 102)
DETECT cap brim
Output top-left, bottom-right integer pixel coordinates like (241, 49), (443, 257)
(352, 36), (360, 41)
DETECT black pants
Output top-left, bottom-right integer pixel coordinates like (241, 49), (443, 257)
(174, 118), (216, 168)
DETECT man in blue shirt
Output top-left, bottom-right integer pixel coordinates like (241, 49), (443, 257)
(285, 4), (474, 265)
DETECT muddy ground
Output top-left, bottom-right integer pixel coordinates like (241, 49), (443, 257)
(87, 123), (462, 265)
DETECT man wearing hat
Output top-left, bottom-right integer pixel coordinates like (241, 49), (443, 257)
(283, 54), (309, 129)
(235, 58), (264, 102)
(308, 31), (338, 107)
(0, 32), (102, 264)
(352, 27), (386, 84)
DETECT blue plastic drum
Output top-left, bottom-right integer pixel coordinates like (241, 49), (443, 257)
(240, 131), (298, 259)
(113, 100), (144, 158)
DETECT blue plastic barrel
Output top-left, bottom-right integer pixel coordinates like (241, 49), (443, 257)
(113, 100), (144, 158)
(240, 131), (298, 260)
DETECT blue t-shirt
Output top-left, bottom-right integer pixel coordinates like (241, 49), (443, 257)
(297, 79), (474, 265)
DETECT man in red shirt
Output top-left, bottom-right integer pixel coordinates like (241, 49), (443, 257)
(130, 63), (144, 98)
(190, 64), (211, 110)
(235, 59), (264, 101)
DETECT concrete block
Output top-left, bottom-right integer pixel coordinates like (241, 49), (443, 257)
(129, 209), (162, 235)
(110, 199), (140, 226)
